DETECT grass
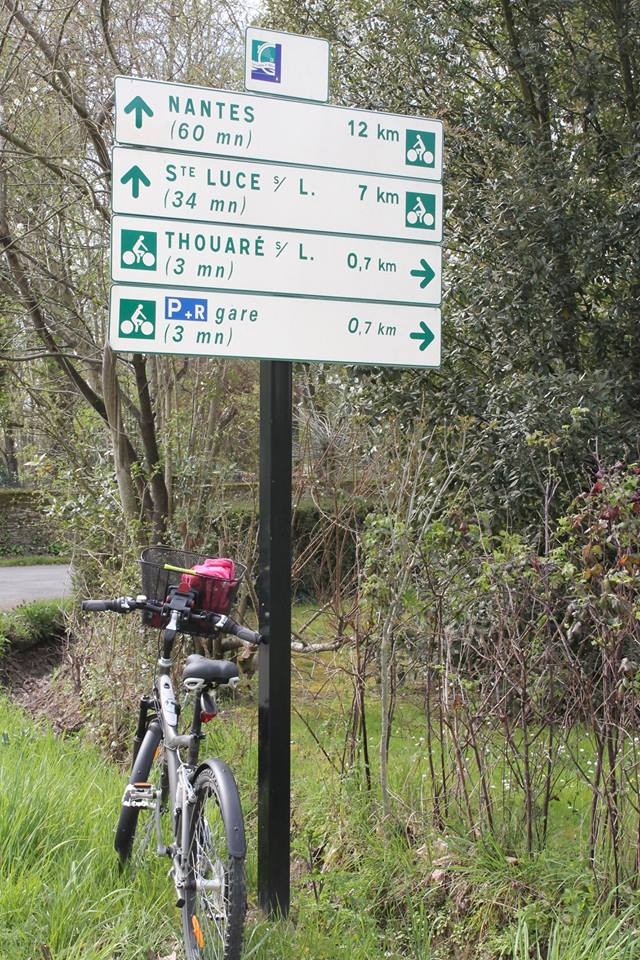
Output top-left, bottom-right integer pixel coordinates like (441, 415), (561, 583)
(0, 696), (177, 959)
(206, 651), (640, 960)
(509, 904), (640, 959)
(0, 555), (69, 566)
(1, 629), (639, 959)
(0, 599), (71, 653)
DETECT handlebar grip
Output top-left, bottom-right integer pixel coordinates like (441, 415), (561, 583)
(231, 623), (262, 645)
(81, 597), (137, 613)
(219, 617), (260, 644)
(82, 599), (118, 612)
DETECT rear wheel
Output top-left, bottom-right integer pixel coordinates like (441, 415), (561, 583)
(182, 767), (246, 960)
(115, 723), (168, 868)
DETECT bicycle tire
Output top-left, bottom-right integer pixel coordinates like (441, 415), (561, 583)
(115, 721), (168, 867)
(181, 766), (247, 960)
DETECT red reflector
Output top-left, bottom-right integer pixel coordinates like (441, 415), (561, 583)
(200, 711), (217, 723)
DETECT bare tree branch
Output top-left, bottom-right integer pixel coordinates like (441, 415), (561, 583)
(1, 0), (112, 172)
(0, 121), (109, 219)
(0, 217), (108, 420)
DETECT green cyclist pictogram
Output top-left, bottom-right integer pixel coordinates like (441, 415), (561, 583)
(405, 130), (436, 168)
(405, 192), (437, 230)
(118, 299), (156, 339)
(120, 229), (157, 271)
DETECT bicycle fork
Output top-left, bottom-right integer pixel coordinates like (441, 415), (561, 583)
(171, 763), (224, 909)
(171, 763), (197, 907)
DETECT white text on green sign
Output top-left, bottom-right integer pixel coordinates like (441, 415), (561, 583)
(113, 147), (443, 243)
(110, 284), (441, 368)
(114, 77), (443, 181)
(111, 215), (442, 305)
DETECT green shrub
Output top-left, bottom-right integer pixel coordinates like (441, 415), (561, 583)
(0, 599), (70, 652)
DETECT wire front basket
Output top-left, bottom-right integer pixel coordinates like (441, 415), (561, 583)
(140, 546), (246, 636)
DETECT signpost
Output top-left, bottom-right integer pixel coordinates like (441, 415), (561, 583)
(114, 76), (443, 181)
(109, 285), (440, 366)
(111, 214), (441, 306)
(108, 30), (444, 919)
(112, 146), (443, 243)
(111, 73), (444, 370)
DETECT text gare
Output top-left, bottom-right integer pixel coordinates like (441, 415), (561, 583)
(170, 305), (259, 326)
(167, 305), (259, 344)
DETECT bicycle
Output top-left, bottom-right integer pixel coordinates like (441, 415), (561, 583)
(82, 546), (261, 960)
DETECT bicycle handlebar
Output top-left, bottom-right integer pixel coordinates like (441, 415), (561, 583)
(81, 595), (262, 645)
(222, 618), (261, 645)
(82, 598), (136, 613)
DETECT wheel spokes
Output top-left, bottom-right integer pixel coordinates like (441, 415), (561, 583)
(186, 793), (228, 957)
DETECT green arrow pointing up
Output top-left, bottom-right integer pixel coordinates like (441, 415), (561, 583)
(410, 258), (436, 289)
(123, 95), (154, 129)
(120, 164), (151, 199)
(410, 321), (435, 351)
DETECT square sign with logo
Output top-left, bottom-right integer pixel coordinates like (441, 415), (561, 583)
(244, 27), (329, 102)
(250, 39), (282, 84)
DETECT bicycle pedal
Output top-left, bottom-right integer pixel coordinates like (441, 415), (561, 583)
(122, 781), (158, 808)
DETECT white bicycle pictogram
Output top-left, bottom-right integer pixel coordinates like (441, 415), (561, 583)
(406, 134), (435, 167)
(122, 234), (156, 268)
(406, 195), (435, 227)
(120, 303), (154, 337)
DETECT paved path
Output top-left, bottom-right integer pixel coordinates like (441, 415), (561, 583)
(0, 565), (72, 610)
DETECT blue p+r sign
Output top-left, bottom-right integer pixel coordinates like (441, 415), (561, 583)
(164, 296), (208, 322)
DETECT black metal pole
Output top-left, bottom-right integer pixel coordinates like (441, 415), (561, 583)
(257, 358), (292, 916)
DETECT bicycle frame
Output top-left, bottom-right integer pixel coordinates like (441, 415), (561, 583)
(86, 560), (253, 959)
(126, 604), (247, 906)
(127, 606), (211, 903)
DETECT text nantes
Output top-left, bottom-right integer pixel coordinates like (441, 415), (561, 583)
(168, 95), (254, 124)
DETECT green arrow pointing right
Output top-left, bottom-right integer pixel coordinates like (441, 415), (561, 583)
(123, 95), (154, 129)
(120, 164), (151, 199)
(410, 258), (436, 289)
(410, 321), (435, 351)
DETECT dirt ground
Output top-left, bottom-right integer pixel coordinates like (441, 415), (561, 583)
(0, 636), (84, 733)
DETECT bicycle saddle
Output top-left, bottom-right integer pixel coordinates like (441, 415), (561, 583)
(182, 654), (239, 685)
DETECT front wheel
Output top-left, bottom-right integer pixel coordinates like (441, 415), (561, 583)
(182, 766), (246, 960)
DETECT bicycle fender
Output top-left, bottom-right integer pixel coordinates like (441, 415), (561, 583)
(195, 758), (246, 858)
(129, 720), (162, 783)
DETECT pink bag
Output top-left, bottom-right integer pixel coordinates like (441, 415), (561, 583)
(179, 558), (236, 613)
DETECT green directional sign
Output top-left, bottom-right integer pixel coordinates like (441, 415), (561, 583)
(115, 77), (443, 181)
(123, 95), (153, 129)
(410, 320), (435, 351)
(120, 164), (151, 199)
(111, 147), (443, 244)
(109, 284), (441, 367)
(110, 75), (445, 369)
(111, 215), (441, 305)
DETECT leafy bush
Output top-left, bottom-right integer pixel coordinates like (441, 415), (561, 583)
(0, 599), (70, 653)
